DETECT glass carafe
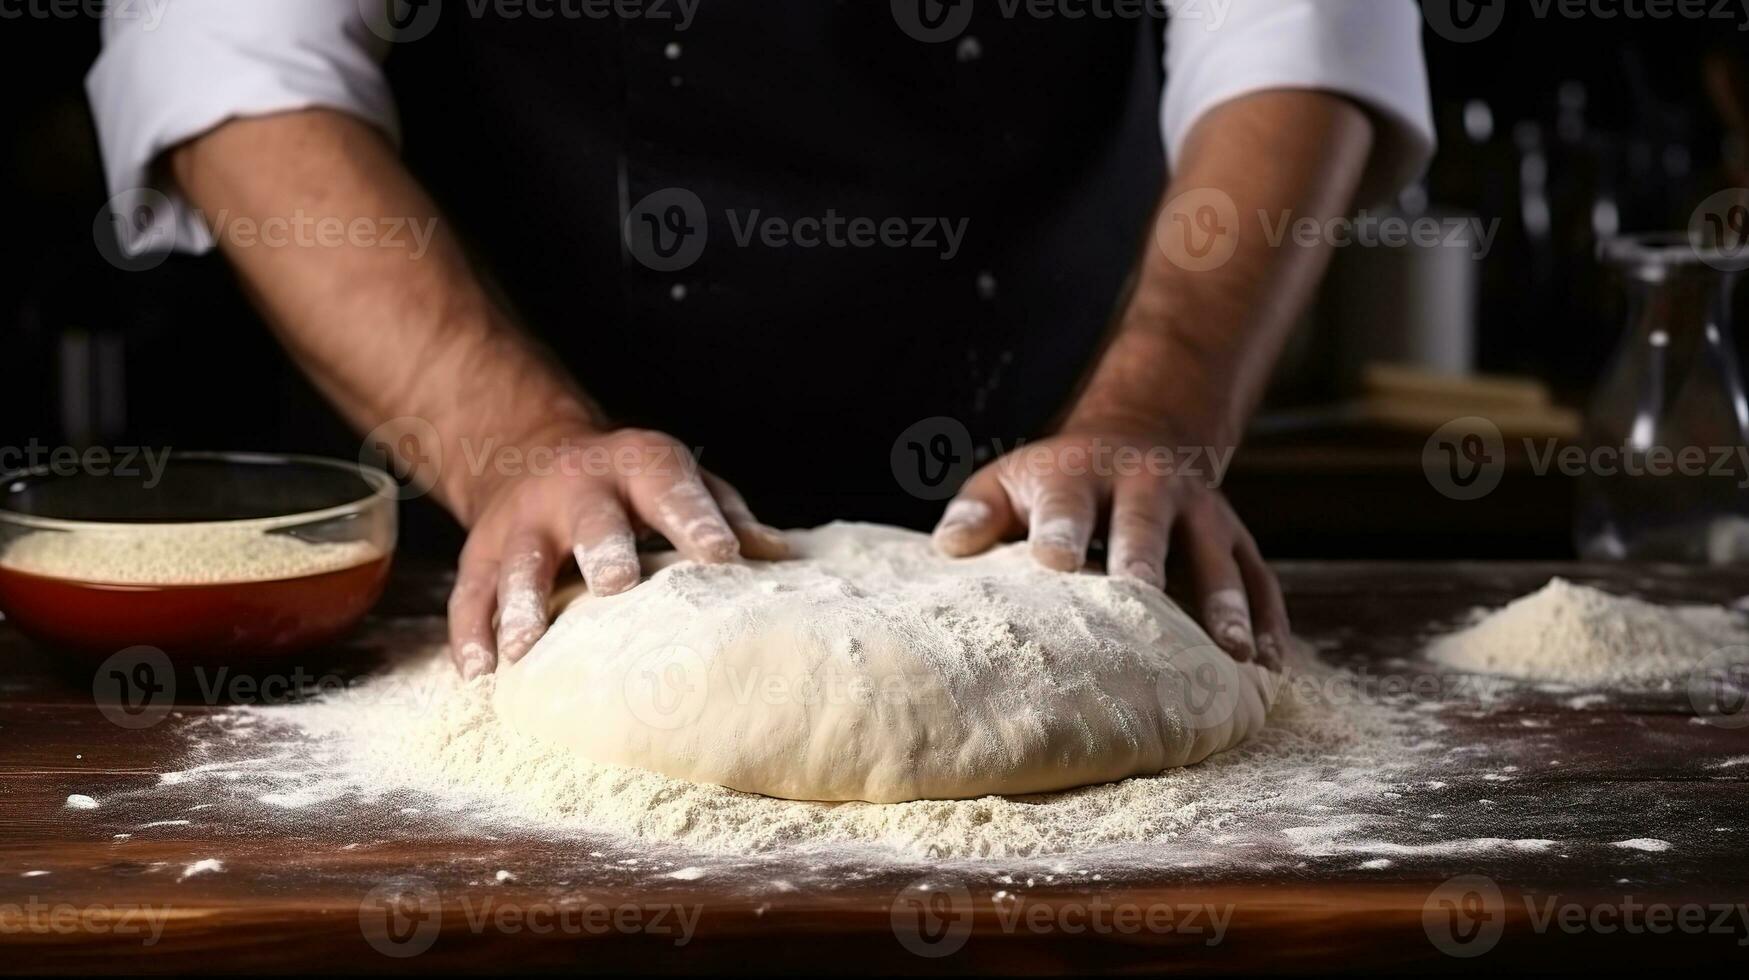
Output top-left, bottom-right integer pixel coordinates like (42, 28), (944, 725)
(1576, 234), (1749, 564)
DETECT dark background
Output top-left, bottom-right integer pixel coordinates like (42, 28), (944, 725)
(3, 7), (1746, 562)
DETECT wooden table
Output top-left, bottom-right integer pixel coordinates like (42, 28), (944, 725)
(2, 563), (1746, 974)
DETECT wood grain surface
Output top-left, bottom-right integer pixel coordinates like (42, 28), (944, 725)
(1, 562), (1747, 974)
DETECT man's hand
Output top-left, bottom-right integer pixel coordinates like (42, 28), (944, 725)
(931, 429), (1286, 671)
(165, 111), (787, 680)
(927, 90), (1376, 673)
(447, 428), (788, 680)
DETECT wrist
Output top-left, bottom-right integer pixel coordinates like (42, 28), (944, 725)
(442, 409), (607, 526)
(1060, 404), (1237, 454)
(1062, 330), (1242, 452)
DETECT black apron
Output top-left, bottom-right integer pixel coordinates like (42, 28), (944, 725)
(389, 2), (1165, 529)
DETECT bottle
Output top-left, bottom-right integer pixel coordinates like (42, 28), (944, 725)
(1577, 232), (1749, 563)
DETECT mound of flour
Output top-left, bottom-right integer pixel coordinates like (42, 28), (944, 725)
(1427, 578), (1749, 689)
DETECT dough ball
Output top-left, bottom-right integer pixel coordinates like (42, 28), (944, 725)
(493, 523), (1276, 803)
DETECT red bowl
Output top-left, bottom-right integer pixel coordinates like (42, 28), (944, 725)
(0, 453), (397, 660)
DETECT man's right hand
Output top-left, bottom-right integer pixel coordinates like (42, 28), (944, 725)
(161, 111), (779, 682)
(447, 428), (788, 680)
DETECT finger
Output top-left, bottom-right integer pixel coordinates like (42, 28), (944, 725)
(628, 468), (741, 563)
(495, 530), (559, 667)
(932, 468), (1016, 557)
(448, 553), (500, 680)
(1235, 531), (1290, 672)
(572, 495), (642, 597)
(1182, 515), (1256, 663)
(704, 472), (789, 561)
(1023, 477), (1098, 572)
(1107, 477), (1173, 590)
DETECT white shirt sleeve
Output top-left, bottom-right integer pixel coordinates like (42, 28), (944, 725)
(86, 0), (399, 255)
(1164, 0), (1436, 205)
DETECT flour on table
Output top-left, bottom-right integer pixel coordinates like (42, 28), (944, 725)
(1611, 838), (1673, 852)
(149, 616), (1430, 862)
(496, 523), (1275, 803)
(177, 858), (225, 881)
(1427, 578), (1749, 689)
(135, 574), (1719, 866)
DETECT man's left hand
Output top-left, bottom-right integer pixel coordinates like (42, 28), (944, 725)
(930, 429), (1287, 672)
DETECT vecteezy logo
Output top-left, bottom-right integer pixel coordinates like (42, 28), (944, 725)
(1689, 188), (1749, 273)
(1154, 188), (1239, 273)
(891, 0), (974, 43)
(93, 188), (176, 272)
(360, 416), (443, 501)
(624, 188), (709, 272)
(359, 0), (443, 43)
(1688, 646), (1749, 729)
(1422, 875), (1505, 957)
(1420, 0), (1506, 43)
(1160, 643), (1243, 733)
(92, 646), (175, 730)
(359, 876), (441, 958)
(890, 417), (974, 501)
(890, 875), (973, 958)
(1422, 416), (1505, 501)
(624, 643), (710, 731)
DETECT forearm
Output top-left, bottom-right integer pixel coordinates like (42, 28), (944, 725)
(168, 108), (602, 523)
(1067, 90), (1375, 447)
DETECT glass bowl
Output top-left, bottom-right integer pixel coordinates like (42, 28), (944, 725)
(0, 452), (396, 659)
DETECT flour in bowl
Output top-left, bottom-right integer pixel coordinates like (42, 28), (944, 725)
(0, 524), (380, 585)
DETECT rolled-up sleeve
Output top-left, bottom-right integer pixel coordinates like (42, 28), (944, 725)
(86, 0), (400, 254)
(1164, 0), (1436, 204)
